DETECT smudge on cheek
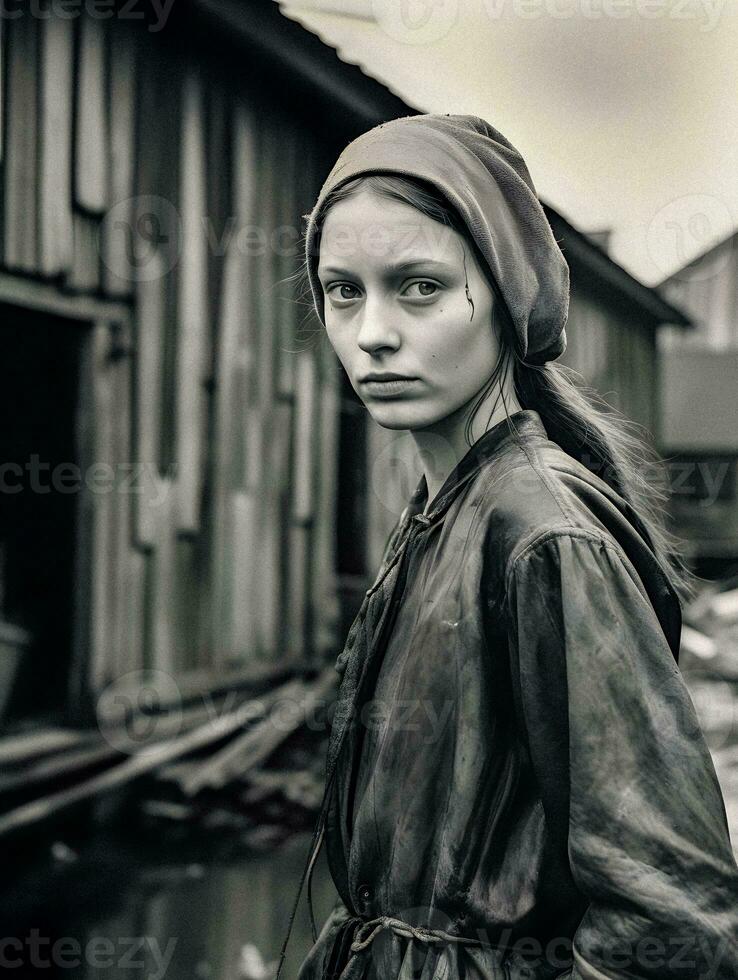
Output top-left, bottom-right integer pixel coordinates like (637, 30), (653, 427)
(461, 246), (475, 321)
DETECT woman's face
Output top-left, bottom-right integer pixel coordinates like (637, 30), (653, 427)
(316, 188), (502, 434)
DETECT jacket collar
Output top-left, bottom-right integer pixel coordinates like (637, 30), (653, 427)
(405, 409), (550, 524)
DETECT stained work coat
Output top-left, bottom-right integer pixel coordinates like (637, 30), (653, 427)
(295, 409), (738, 980)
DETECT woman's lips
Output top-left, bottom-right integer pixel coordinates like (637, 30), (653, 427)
(360, 377), (421, 398)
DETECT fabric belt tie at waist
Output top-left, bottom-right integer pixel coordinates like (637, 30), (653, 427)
(351, 915), (488, 951)
(325, 914), (492, 980)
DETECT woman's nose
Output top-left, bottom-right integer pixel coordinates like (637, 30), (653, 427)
(356, 299), (401, 355)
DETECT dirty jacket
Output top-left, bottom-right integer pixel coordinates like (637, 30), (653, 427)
(295, 409), (738, 980)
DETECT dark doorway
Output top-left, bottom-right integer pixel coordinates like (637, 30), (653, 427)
(0, 304), (87, 730)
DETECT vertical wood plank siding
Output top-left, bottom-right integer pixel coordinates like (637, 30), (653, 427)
(74, 14), (108, 215)
(134, 252), (166, 550)
(562, 284), (658, 437)
(101, 25), (137, 297)
(39, 15), (74, 277)
(176, 68), (208, 537)
(3, 13), (39, 272)
(252, 120), (282, 659)
(209, 101), (259, 667)
(660, 233), (738, 349)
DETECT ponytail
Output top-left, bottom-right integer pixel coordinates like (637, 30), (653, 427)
(511, 356), (698, 603)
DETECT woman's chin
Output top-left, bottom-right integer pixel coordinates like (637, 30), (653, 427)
(366, 402), (446, 432)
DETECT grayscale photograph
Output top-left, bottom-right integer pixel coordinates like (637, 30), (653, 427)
(0, 0), (736, 978)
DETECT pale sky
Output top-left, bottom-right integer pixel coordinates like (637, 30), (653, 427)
(278, 0), (737, 285)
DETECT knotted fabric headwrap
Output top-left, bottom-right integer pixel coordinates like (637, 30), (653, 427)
(304, 113), (569, 365)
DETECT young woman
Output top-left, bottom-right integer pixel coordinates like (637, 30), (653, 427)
(277, 114), (738, 980)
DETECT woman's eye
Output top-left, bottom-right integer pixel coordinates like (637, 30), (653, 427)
(326, 283), (360, 304)
(403, 280), (440, 299)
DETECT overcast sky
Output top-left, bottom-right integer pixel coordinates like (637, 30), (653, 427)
(279, 0), (737, 286)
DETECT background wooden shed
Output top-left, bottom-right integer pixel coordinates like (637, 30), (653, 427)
(657, 231), (738, 574)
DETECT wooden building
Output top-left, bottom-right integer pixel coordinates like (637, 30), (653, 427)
(544, 211), (691, 437)
(0, 0), (690, 759)
(657, 231), (738, 574)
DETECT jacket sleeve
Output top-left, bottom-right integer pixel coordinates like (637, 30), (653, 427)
(505, 529), (738, 980)
(297, 898), (352, 980)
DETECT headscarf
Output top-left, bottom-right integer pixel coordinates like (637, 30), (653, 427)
(304, 113), (569, 365)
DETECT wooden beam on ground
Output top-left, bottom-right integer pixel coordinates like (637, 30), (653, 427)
(0, 677), (305, 838)
(173, 668), (336, 796)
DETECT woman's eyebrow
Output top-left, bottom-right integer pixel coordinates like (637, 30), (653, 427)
(319, 258), (456, 277)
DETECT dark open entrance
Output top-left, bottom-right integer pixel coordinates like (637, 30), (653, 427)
(0, 304), (87, 730)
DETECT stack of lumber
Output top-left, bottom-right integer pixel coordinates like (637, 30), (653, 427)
(0, 669), (336, 847)
(138, 670), (336, 848)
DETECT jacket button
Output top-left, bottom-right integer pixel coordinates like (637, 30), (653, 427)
(357, 883), (372, 905)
